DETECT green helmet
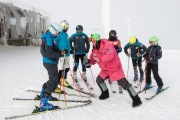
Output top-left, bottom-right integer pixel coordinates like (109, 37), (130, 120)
(91, 33), (101, 41)
(149, 36), (158, 45)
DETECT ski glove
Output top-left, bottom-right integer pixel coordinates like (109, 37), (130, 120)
(137, 53), (141, 58)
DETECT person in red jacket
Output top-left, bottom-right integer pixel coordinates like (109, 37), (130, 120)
(85, 33), (142, 107)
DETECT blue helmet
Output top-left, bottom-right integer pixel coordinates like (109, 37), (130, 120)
(48, 22), (62, 34)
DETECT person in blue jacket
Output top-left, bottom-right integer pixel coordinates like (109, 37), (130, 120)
(39, 22), (65, 111)
(69, 25), (90, 90)
(143, 36), (164, 93)
(55, 20), (72, 90)
(124, 36), (147, 81)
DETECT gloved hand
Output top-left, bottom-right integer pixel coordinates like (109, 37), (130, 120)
(70, 49), (74, 54)
(93, 56), (99, 62)
(61, 49), (68, 55)
(126, 53), (131, 57)
(136, 53), (141, 58)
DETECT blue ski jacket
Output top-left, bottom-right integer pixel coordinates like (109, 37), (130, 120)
(69, 32), (90, 55)
(55, 30), (70, 57)
(40, 32), (60, 64)
(124, 41), (147, 59)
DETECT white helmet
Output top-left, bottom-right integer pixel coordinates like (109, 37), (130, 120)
(48, 22), (62, 34)
(59, 20), (69, 31)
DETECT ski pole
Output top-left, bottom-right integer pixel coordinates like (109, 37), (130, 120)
(64, 57), (83, 97)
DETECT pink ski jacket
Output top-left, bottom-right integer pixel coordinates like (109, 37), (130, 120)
(89, 39), (125, 82)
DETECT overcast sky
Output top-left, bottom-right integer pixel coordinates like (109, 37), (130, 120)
(1, 0), (180, 50)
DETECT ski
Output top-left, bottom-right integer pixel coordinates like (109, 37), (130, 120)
(138, 86), (155, 94)
(13, 95), (91, 103)
(145, 86), (169, 100)
(5, 100), (92, 120)
(27, 89), (91, 98)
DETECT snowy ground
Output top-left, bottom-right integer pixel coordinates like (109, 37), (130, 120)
(0, 46), (180, 120)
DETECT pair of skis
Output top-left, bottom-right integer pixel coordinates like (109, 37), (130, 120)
(5, 100), (92, 120)
(137, 86), (169, 100)
(13, 95), (91, 103)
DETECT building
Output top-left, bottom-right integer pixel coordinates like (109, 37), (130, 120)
(0, 2), (49, 46)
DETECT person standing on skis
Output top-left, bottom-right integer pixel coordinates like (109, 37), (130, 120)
(39, 22), (63, 111)
(108, 30), (123, 93)
(69, 25), (90, 90)
(143, 36), (164, 93)
(85, 33), (142, 107)
(55, 20), (72, 91)
(124, 36), (147, 82)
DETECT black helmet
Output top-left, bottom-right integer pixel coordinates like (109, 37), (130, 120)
(76, 25), (83, 33)
(109, 30), (117, 36)
(108, 30), (117, 41)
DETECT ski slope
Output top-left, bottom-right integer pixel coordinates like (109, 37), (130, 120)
(0, 46), (180, 120)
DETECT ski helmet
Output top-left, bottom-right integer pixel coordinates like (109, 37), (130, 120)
(149, 36), (158, 45)
(129, 36), (136, 45)
(76, 25), (83, 33)
(59, 20), (69, 31)
(109, 30), (117, 36)
(91, 33), (101, 42)
(48, 22), (62, 35)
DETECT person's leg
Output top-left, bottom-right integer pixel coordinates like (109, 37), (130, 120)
(96, 76), (109, 100)
(80, 54), (87, 82)
(117, 78), (142, 107)
(145, 63), (152, 89)
(40, 62), (59, 111)
(132, 59), (138, 81)
(138, 58), (144, 81)
(151, 64), (164, 92)
(73, 55), (80, 82)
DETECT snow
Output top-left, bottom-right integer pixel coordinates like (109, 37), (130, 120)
(0, 46), (180, 120)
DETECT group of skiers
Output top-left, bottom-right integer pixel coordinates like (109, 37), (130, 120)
(39, 20), (164, 111)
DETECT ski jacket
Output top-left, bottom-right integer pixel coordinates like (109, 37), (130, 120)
(40, 32), (60, 64)
(89, 39), (125, 82)
(55, 30), (70, 57)
(143, 45), (162, 64)
(108, 39), (122, 54)
(124, 41), (147, 59)
(69, 32), (90, 54)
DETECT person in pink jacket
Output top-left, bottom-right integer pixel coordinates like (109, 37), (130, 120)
(85, 33), (142, 107)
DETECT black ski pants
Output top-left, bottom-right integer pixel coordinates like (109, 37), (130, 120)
(146, 63), (163, 87)
(43, 62), (59, 94)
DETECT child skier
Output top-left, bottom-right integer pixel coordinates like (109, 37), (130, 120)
(85, 33), (142, 107)
(143, 36), (164, 93)
(69, 25), (91, 90)
(124, 36), (147, 81)
(108, 30), (123, 93)
(55, 20), (72, 91)
(39, 22), (64, 111)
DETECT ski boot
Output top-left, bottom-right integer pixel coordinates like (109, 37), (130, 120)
(110, 82), (117, 93)
(118, 85), (123, 94)
(39, 97), (57, 111)
(86, 82), (93, 90)
(157, 85), (163, 93)
(99, 89), (109, 100)
(61, 79), (73, 89)
(145, 83), (151, 89)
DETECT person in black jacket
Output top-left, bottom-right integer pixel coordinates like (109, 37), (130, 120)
(143, 36), (164, 93)
(69, 25), (90, 90)
(107, 30), (123, 93)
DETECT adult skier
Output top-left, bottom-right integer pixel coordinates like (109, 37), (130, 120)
(85, 33), (142, 107)
(69, 25), (91, 90)
(108, 30), (123, 93)
(55, 20), (72, 91)
(39, 22), (64, 111)
(124, 36), (147, 81)
(143, 36), (164, 93)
